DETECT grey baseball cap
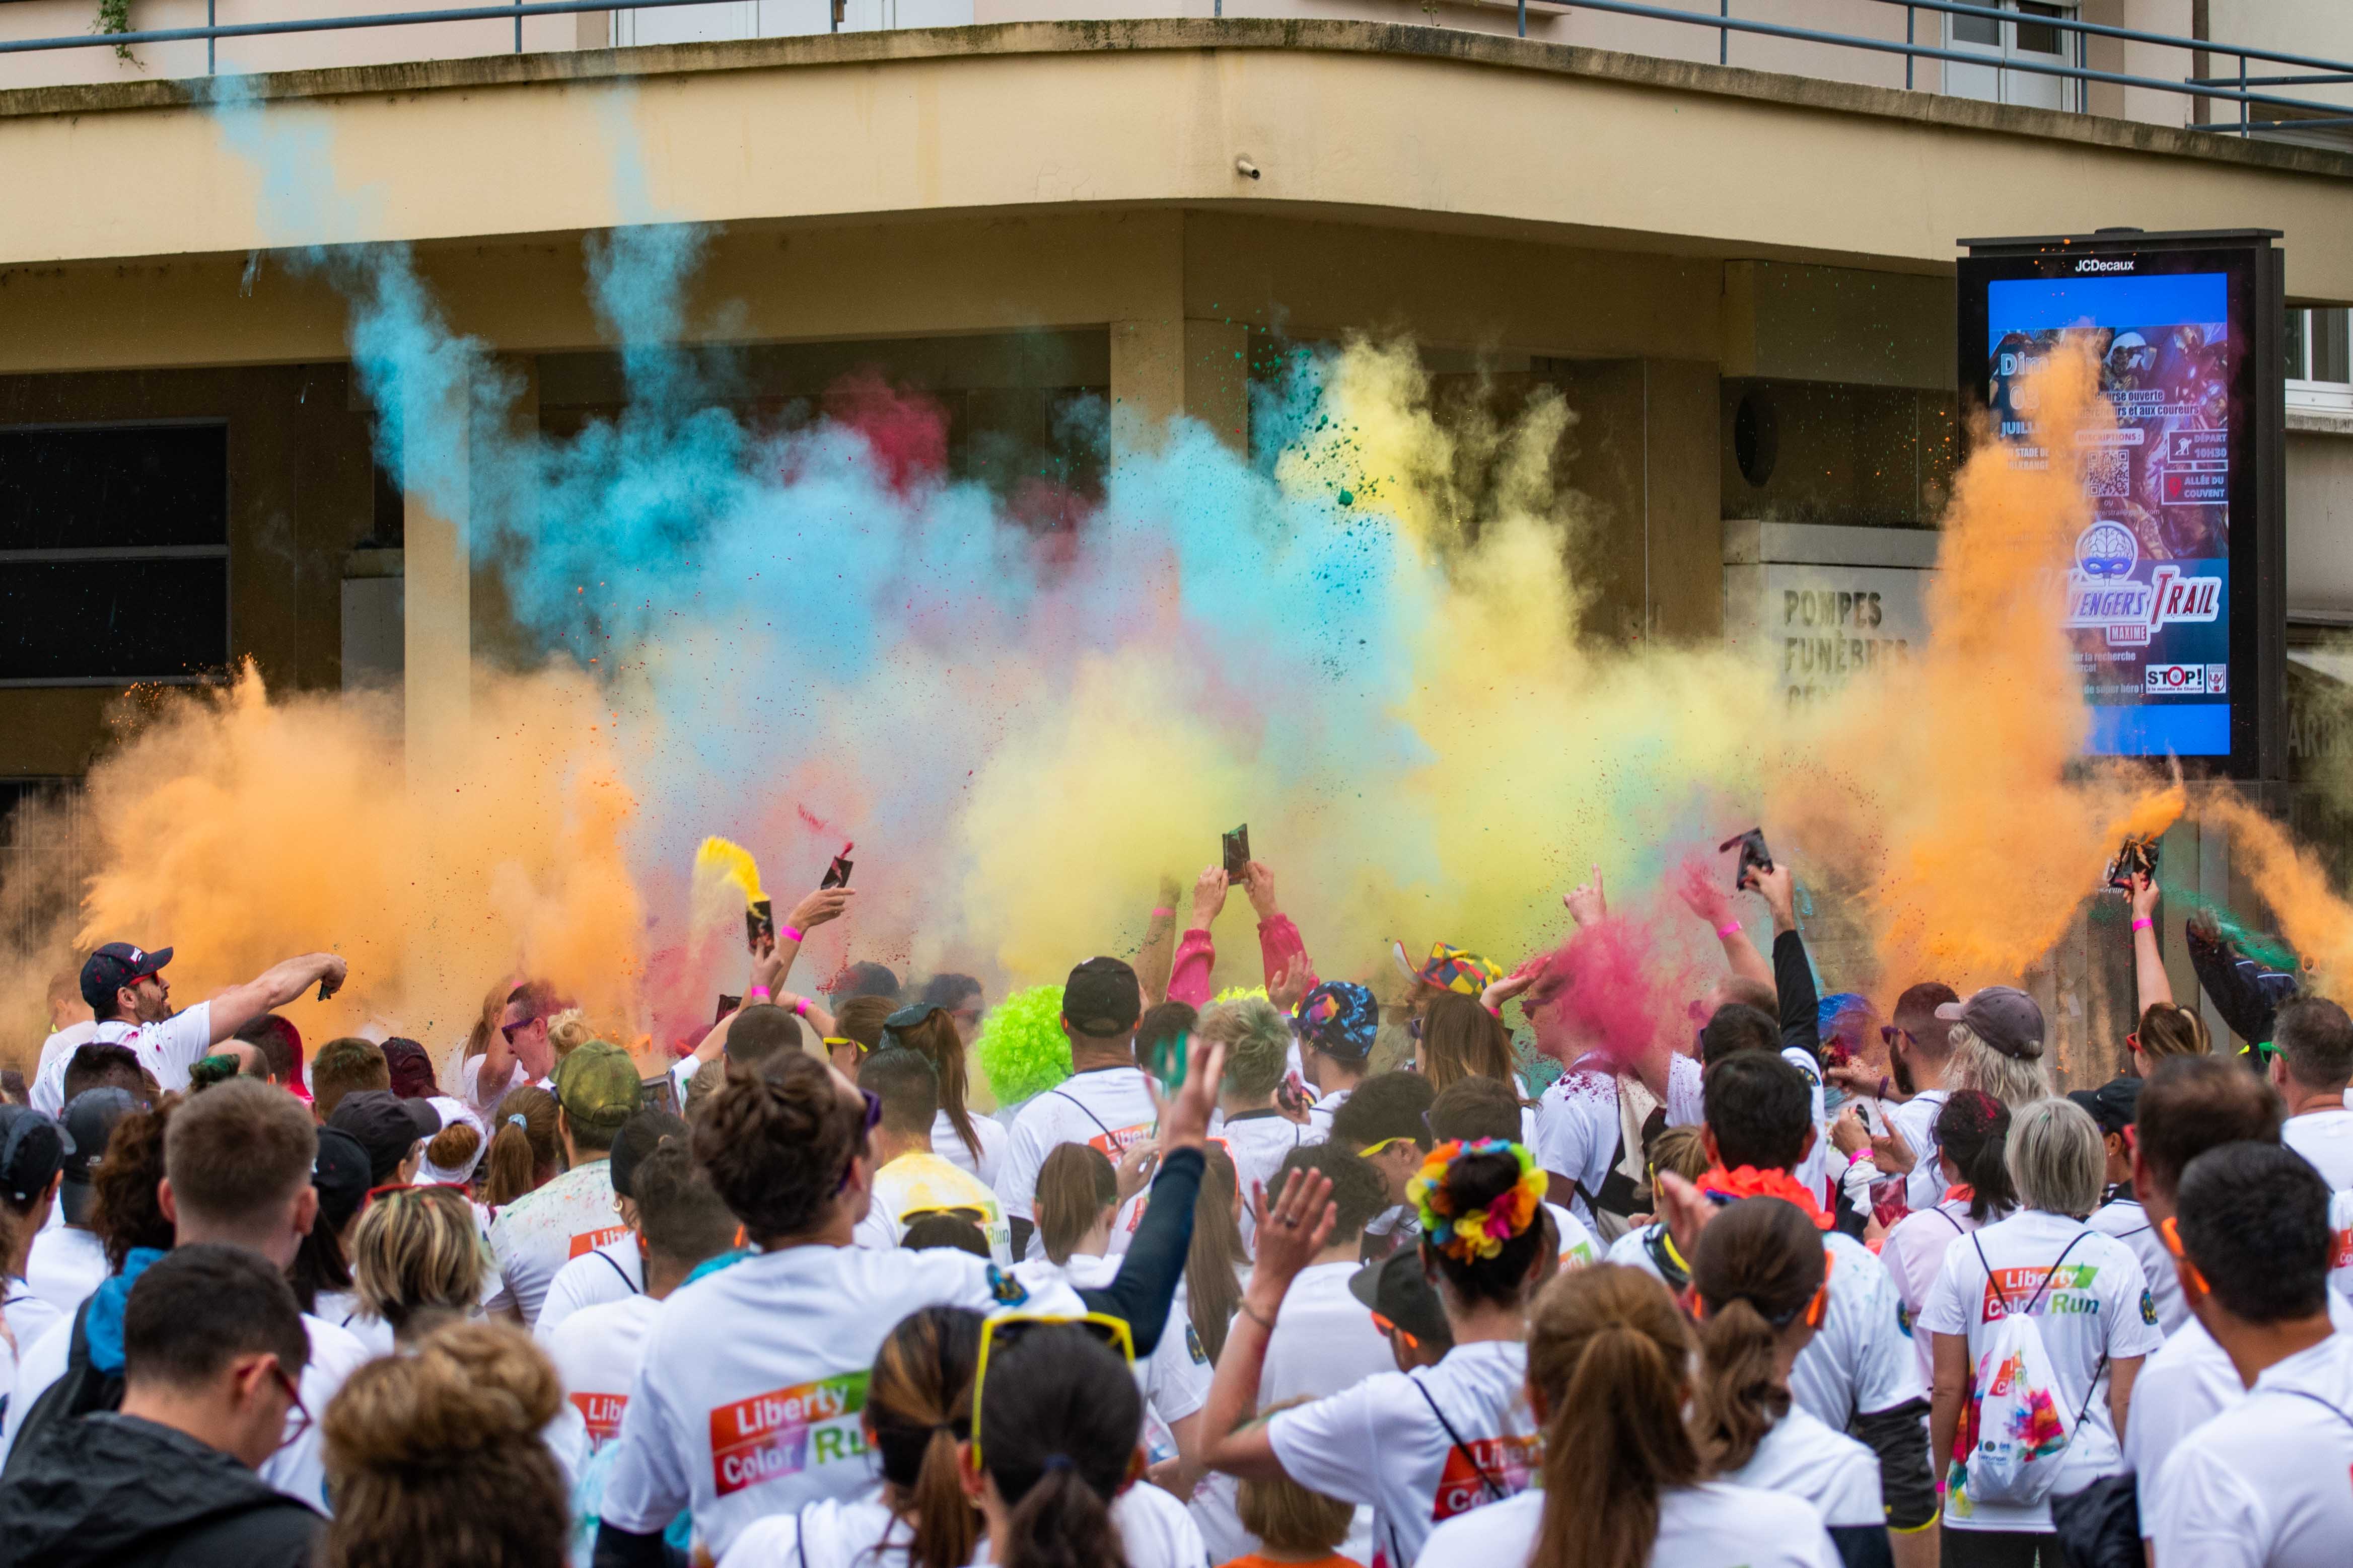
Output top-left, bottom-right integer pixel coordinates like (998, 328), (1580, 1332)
(1936, 986), (2045, 1061)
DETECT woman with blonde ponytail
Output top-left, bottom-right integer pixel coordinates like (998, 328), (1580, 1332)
(1416, 1264), (1841, 1568)
(1687, 1200), (1889, 1565)
(321, 1319), (571, 1568)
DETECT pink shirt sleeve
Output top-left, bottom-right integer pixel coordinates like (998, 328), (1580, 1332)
(1257, 914), (1319, 994)
(1168, 928), (1216, 1009)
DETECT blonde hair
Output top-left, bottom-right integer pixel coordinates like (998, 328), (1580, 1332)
(1236, 1398), (1353, 1550)
(349, 1185), (487, 1340)
(1949, 1024), (2053, 1110)
(2135, 1002), (2209, 1062)
(544, 1008), (598, 1067)
(1197, 996), (1291, 1101)
(322, 1320), (566, 1568)
(2007, 1096), (2106, 1219)
(1648, 1124), (1710, 1186)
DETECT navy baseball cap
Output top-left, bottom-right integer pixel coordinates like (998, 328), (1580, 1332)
(58, 1087), (137, 1225)
(80, 943), (172, 1011)
(0, 1106), (71, 1210)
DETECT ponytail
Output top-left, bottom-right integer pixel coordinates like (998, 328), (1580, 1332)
(1527, 1267), (1700, 1568)
(1936, 1089), (2016, 1223)
(1684, 1198), (1824, 1473)
(1002, 1461), (1129, 1568)
(868, 1308), (984, 1568)
(900, 1010), (984, 1168)
(479, 1087), (558, 1209)
(1035, 1144), (1117, 1266)
(1186, 1146), (1245, 1365)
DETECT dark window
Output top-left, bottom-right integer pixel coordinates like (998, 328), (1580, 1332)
(0, 424), (229, 685)
(1954, 10), (2000, 46)
(2015, 3), (2065, 55)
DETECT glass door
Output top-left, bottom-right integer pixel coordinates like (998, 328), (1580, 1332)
(1946, 1), (2078, 112)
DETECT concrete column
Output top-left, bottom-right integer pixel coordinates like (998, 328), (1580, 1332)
(400, 380), (471, 782)
(1642, 357), (1723, 640)
(1108, 317), (1251, 458)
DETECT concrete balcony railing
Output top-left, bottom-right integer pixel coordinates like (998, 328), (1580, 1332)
(2, 0), (2350, 143)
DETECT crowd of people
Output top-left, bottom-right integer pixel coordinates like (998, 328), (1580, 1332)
(0, 852), (2347, 1568)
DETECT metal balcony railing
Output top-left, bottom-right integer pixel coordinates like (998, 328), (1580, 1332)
(0, 0), (2348, 148)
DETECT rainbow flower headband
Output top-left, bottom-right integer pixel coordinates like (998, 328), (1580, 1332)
(1406, 1140), (1548, 1262)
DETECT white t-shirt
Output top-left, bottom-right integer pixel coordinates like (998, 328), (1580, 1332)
(2284, 1107), (2353, 1191)
(1878, 1197), (1985, 1388)
(1415, 1482), (1840, 1568)
(931, 1108), (1010, 1190)
(536, 1235), (647, 1340)
(1307, 1085), (1352, 1133)
(2149, 1332), (2353, 1568)
(488, 1159), (628, 1325)
(28, 1023), (96, 1114)
(1917, 1209), (2164, 1530)
(998, 1066), (1160, 1256)
(2, 1287), (61, 1383)
(1531, 1054), (1703, 1229)
(1219, 1109), (1318, 1252)
(1061, 1252), (1211, 1427)
(1259, 1258), (1395, 1406)
(2123, 1290), (2353, 1534)
(1543, 1201), (1600, 1267)
(32, 1004), (216, 1106)
(22, 1226), (107, 1320)
(1607, 1222), (1922, 1430)
(1265, 1339), (1539, 1568)
(1719, 1407), (1884, 1529)
(548, 1293), (665, 1450)
(851, 1151), (1012, 1265)
(719, 1484), (1207, 1568)
(2089, 1193), (2186, 1336)
(1885, 1089), (1951, 1216)
(599, 1242), (1072, 1558)
(462, 1052), (537, 1116)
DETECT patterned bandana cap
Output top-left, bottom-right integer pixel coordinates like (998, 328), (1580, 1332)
(1392, 940), (1503, 997)
(1406, 1139), (1548, 1262)
(1295, 981), (1379, 1061)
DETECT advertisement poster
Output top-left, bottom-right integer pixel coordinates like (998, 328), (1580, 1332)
(1985, 272), (2233, 757)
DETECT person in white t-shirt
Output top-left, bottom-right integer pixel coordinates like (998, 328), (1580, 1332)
(852, 1049), (1013, 1265)
(1687, 1194), (1889, 1561)
(1293, 981), (1378, 1134)
(880, 1004), (1011, 1190)
(1876, 1090), (2016, 1389)
(1921, 1097), (2162, 1564)
(1000, 958), (1162, 1262)
(23, 1086), (137, 1320)
(0, 1106), (69, 1362)
(1416, 1259), (1839, 1568)
(463, 978), (564, 1117)
(2109, 1055), (2300, 1538)
(1199, 1141), (1550, 1568)
(1429, 1080), (1601, 1270)
(488, 1042), (644, 1325)
(1827, 983), (1962, 1221)
(33, 941), (348, 1109)
(536, 1109), (691, 1339)
(2269, 996), (2353, 1190)
(1254, 1143), (1401, 1407)
(1201, 995), (1320, 1252)
(2075, 1076), (2188, 1336)
(2147, 1140), (2353, 1568)
(27, 969), (94, 1115)
(2, 1081), (371, 1510)
(594, 1031), (1229, 1566)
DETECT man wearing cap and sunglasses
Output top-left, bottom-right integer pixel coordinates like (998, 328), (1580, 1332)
(999, 956), (1160, 1262)
(31, 941), (347, 1114)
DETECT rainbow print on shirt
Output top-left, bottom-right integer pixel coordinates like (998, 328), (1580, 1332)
(708, 1371), (869, 1496)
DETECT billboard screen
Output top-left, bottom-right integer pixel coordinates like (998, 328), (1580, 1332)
(1959, 233), (2283, 779)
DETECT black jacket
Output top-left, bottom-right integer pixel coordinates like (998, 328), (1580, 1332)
(0, 1411), (323, 1568)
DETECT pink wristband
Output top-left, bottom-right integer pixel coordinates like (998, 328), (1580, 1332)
(794, 997), (810, 1018)
(1716, 922), (1743, 940)
(1152, 908), (1174, 918)
(747, 986), (773, 1003)
(780, 925), (806, 944)
(2132, 916), (2153, 932)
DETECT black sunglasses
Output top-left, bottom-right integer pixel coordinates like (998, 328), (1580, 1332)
(831, 1088), (884, 1195)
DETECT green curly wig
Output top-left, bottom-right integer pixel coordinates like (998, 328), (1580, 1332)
(975, 984), (1072, 1107)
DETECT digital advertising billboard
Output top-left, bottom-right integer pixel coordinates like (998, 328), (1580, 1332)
(1958, 230), (2285, 781)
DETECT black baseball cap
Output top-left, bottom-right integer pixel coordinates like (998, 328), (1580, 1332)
(2067, 1075), (2142, 1140)
(1349, 1249), (1452, 1351)
(0, 1105), (72, 1210)
(328, 1089), (443, 1185)
(1062, 956), (1143, 1038)
(58, 1088), (137, 1225)
(79, 942), (171, 1011)
(312, 1128), (373, 1232)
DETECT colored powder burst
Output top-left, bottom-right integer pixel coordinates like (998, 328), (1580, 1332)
(973, 984), (1072, 1107)
(14, 89), (2353, 1067)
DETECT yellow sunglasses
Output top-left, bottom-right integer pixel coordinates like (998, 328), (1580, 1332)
(1359, 1136), (1419, 1159)
(969, 1312), (1135, 1471)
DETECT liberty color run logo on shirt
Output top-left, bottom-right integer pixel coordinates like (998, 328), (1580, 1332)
(709, 1372), (870, 1496)
(1979, 1264), (2100, 1320)
(574, 1391), (628, 1447)
(571, 1226), (631, 1259)
(1432, 1435), (1540, 1520)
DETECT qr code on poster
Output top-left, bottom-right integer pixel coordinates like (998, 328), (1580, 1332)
(2085, 446), (2129, 498)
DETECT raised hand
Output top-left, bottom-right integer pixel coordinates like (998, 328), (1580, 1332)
(1189, 866), (1231, 930)
(785, 885), (853, 934)
(1563, 865), (1606, 927)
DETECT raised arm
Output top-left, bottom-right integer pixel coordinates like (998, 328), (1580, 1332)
(1195, 1166), (1338, 1483)
(767, 884), (853, 990)
(2129, 873), (2174, 1014)
(1133, 875), (1182, 1008)
(1074, 1042), (1226, 1355)
(1166, 867), (1227, 1010)
(205, 952), (347, 1046)
(1244, 860), (1320, 995)
(1751, 864), (1819, 1067)
(1678, 857), (1773, 994)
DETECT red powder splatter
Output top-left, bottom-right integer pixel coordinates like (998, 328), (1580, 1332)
(823, 369), (948, 495)
(1539, 917), (1671, 1076)
(796, 803), (833, 835)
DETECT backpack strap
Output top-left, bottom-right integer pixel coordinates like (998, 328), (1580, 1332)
(2269, 1387), (2353, 1432)
(1047, 1089), (1117, 1142)
(1971, 1233), (2006, 1312)
(1410, 1378), (1508, 1504)
(2020, 1231), (2098, 1318)
(598, 1249), (640, 1295)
